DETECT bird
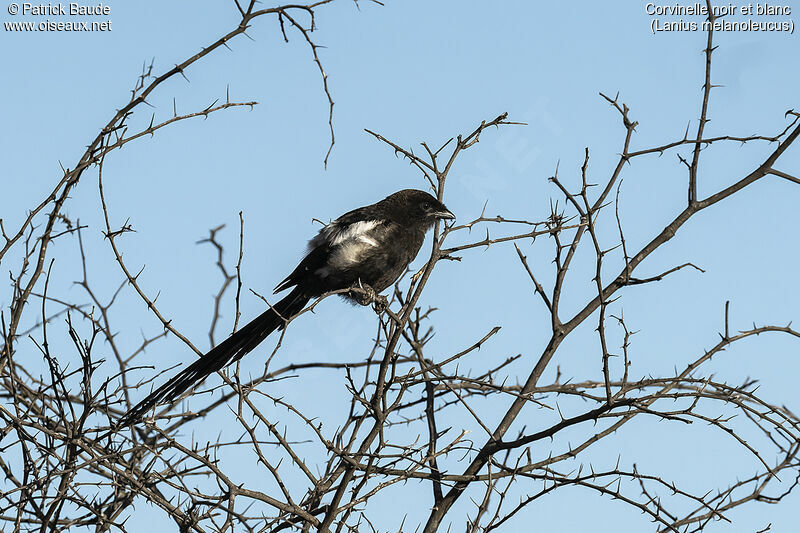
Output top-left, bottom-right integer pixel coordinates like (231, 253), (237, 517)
(117, 189), (455, 427)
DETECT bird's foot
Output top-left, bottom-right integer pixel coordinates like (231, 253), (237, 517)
(349, 281), (389, 312)
(372, 294), (389, 313)
(350, 281), (378, 306)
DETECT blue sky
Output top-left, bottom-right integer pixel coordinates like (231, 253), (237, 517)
(2, 1), (799, 531)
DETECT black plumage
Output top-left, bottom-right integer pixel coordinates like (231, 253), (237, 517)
(118, 189), (454, 426)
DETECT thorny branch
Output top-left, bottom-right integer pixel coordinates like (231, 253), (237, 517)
(2, 4), (799, 533)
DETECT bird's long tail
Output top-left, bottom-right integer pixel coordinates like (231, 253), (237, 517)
(118, 287), (309, 427)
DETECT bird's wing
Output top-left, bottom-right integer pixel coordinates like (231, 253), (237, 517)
(273, 244), (329, 294)
(313, 203), (384, 246)
(315, 219), (382, 248)
(274, 208), (386, 294)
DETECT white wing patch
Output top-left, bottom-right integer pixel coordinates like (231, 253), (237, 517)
(357, 234), (379, 247)
(312, 219), (382, 278)
(324, 220), (380, 246)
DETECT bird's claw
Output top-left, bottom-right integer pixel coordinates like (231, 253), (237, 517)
(350, 282), (378, 306)
(349, 283), (389, 312)
(372, 294), (389, 313)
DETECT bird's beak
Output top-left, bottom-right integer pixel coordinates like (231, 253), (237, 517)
(433, 208), (455, 220)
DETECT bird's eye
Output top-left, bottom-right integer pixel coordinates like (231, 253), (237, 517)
(423, 202), (432, 210)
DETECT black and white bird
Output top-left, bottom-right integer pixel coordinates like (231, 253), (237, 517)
(118, 189), (454, 426)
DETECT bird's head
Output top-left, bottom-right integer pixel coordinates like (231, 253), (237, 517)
(385, 189), (455, 226)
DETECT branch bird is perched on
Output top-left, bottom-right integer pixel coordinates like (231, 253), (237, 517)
(119, 189), (455, 426)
